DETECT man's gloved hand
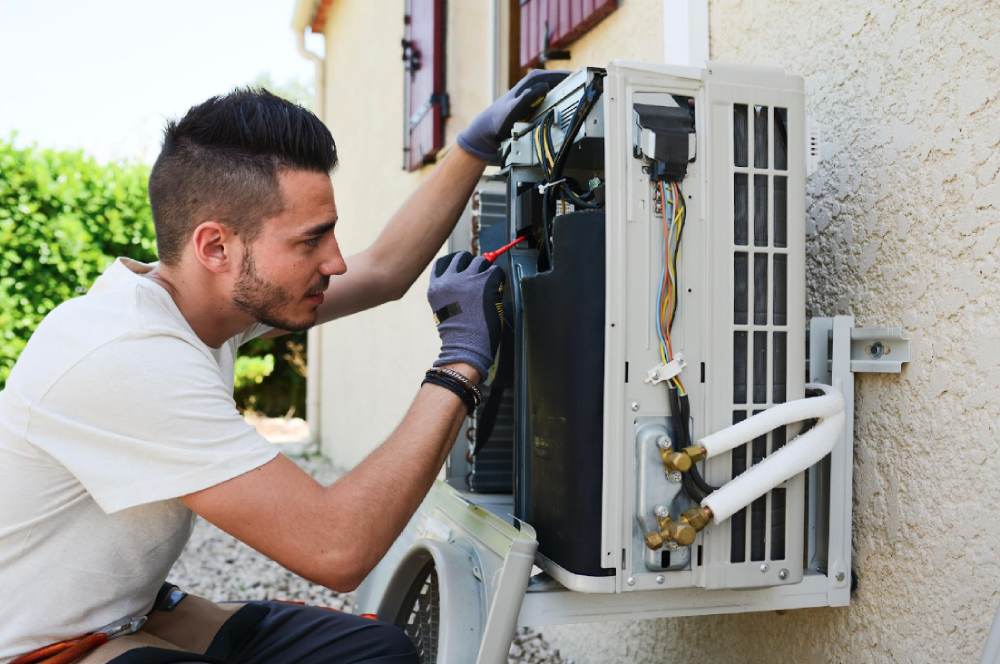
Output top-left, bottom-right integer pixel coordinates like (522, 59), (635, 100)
(457, 69), (569, 163)
(427, 251), (506, 380)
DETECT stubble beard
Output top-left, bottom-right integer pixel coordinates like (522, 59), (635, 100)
(232, 250), (314, 332)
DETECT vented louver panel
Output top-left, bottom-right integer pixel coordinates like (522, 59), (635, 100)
(730, 103), (792, 568)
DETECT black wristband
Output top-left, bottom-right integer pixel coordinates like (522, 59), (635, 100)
(427, 366), (483, 405)
(422, 372), (477, 415)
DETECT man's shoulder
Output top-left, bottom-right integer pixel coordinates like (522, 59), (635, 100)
(8, 291), (210, 404)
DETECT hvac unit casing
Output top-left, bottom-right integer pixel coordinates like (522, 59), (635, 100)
(358, 64), (898, 664)
(461, 61), (807, 593)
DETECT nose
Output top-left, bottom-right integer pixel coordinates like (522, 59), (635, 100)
(320, 236), (348, 276)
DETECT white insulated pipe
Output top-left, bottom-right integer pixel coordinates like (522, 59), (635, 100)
(696, 383), (846, 524)
(702, 411), (844, 523)
(699, 383), (844, 459)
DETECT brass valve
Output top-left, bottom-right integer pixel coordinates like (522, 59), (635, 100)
(679, 506), (713, 532)
(644, 513), (697, 549)
(659, 445), (707, 473)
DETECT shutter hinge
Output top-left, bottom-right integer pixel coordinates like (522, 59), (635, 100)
(433, 92), (450, 120)
(409, 92), (450, 127)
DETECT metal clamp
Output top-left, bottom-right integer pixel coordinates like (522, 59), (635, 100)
(849, 326), (910, 373)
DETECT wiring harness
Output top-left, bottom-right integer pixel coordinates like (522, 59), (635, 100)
(527, 75), (606, 264)
(653, 178), (717, 504)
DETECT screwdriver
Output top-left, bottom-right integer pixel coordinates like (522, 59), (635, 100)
(483, 235), (527, 263)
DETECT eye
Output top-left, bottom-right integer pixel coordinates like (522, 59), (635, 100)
(303, 236), (322, 248)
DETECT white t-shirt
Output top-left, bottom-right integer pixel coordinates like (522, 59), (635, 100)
(0, 258), (280, 660)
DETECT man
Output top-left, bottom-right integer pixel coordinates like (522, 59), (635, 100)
(0, 71), (565, 663)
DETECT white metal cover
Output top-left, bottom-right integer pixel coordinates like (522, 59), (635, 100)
(600, 61), (807, 592)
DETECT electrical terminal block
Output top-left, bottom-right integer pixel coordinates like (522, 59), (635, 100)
(644, 353), (686, 385)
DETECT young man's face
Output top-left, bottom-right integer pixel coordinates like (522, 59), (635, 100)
(232, 169), (345, 331)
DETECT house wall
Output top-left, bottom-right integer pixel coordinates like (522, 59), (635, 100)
(308, 0), (999, 660)
(541, 1), (1000, 662)
(314, 0), (491, 468)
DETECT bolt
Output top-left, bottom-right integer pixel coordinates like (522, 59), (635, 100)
(656, 575), (665, 584)
(759, 563), (769, 573)
(656, 435), (672, 450)
(778, 568), (788, 580)
(654, 505), (670, 518)
(835, 571), (846, 582)
(631, 402), (641, 412)
(626, 576), (636, 586)
(668, 471), (683, 483)
(869, 341), (884, 359)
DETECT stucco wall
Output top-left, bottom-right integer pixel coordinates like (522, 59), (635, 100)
(315, 1), (490, 467)
(542, 1), (1000, 662)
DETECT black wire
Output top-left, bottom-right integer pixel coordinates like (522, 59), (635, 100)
(549, 75), (604, 182)
(682, 472), (710, 503)
(669, 391), (717, 502)
(541, 184), (554, 266)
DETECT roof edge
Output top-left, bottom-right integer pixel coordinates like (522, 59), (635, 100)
(290, 0), (333, 33)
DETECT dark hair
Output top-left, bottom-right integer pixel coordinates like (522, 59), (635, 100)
(148, 88), (337, 265)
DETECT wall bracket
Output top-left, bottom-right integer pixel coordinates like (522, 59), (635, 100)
(849, 326), (910, 373)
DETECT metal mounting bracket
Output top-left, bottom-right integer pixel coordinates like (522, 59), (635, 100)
(849, 326), (911, 373)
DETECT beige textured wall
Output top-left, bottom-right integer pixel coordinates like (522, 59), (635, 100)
(543, 1), (1000, 662)
(315, 0), (490, 467)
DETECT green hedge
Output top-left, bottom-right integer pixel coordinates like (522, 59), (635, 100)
(0, 138), (305, 416)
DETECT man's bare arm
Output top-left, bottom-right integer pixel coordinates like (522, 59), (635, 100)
(181, 363), (474, 592)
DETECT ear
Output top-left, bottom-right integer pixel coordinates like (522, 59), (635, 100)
(190, 221), (237, 274)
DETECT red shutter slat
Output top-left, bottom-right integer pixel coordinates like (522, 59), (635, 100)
(557, 0), (571, 42)
(522, 0), (531, 68)
(519, 0), (618, 68)
(546, 0), (559, 44)
(530, 0), (542, 63)
(574, 0), (587, 33)
(404, 0), (445, 171)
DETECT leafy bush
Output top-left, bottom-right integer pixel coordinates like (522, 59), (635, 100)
(0, 137), (306, 416)
(0, 138), (157, 384)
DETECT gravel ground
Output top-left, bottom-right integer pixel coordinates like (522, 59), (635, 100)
(169, 439), (572, 663)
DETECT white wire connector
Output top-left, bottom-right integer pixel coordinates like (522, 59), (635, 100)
(645, 353), (686, 385)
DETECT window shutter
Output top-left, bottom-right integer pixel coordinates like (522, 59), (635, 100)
(403, 0), (447, 171)
(519, 0), (618, 69)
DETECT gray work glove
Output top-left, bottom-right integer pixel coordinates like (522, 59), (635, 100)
(457, 69), (569, 162)
(428, 251), (506, 380)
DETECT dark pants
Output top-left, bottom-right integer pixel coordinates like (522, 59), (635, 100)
(104, 600), (419, 664)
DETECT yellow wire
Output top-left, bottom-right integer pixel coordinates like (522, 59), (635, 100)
(542, 119), (555, 168)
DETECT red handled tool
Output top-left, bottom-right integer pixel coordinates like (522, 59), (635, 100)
(483, 236), (527, 263)
(11, 615), (146, 664)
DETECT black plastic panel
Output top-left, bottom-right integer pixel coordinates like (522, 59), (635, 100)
(730, 411), (748, 563)
(734, 174), (748, 245)
(754, 105), (769, 168)
(518, 210), (612, 577)
(734, 104), (748, 167)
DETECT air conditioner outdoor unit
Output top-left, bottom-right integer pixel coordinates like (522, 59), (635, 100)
(358, 61), (908, 664)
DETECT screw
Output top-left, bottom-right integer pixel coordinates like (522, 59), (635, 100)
(626, 576), (636, 586)
(656, 435), (672, 450)
(759, 563), (769, 573)
(778, 568), (788, 580)
(668, 471), (683, 483)
(835, 571), (846, 582)
(869, 341), (884, 359)
(656, 575), (665, 584)
(631, 402), (641, 412)
(654, 505), (670, 518)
